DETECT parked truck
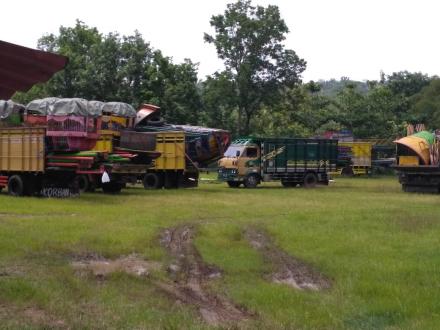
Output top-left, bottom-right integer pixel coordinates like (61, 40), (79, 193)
(218, 137), (338, 188)
(394, 130), (440, 193)
(120, 130), (205, 189)
(128, 105), (231, 189)
(0, 126), (80, 196)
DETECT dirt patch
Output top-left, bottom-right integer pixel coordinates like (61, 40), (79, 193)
(159, 225), (251, 326)
(0, 304), (67, 329)
(245, 228), (331, 291)
(71, 253), (161, 279)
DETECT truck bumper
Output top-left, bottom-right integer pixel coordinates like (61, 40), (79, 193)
(217, 168), (240, 181)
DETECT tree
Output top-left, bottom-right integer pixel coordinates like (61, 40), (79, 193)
(411, 79), (440, 129)
(13, 21), (202, 124)
(201, 71), (238, 134)
(204, 0), (306, 135)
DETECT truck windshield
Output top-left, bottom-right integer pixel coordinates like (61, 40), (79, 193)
(224, 146), (244, 157)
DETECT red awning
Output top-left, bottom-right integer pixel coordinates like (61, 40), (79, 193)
(0, 40), (68, 99)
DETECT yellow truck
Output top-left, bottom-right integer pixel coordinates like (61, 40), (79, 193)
(0, 127), (78, 196)
(137, 131), (199, 189)
(336, 141), (372, 175)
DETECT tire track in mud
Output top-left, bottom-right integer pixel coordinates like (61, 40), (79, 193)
(159, 225), (252, 326)
(245, 228), (331, 291)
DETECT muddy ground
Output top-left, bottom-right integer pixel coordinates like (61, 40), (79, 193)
(245, 228), (331, 291)
(159, 225), (252, 326)
(71, 253), (161, 279)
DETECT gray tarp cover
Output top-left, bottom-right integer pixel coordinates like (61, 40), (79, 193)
(48, 98), (101, 117)
(102, 102), (136, 117)
(0, 100), (25, 119)
(88, 100), (105, 116)
(25, 97), (59, 115)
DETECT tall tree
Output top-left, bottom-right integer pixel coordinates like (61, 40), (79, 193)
(204, 0), (306, 135)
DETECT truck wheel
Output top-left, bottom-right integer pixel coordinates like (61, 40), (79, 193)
(341, 166), (354, 176)
(76, 175), (90, 193)
(8, 175), (25, 196)
(227, 181), (241, 188)
(244, 174), (259, 188)
(303, 173), (318, 188)
(143, 173), (164, 189)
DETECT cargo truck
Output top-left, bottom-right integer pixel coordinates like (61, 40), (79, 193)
(218, 137), (338, 188)
(0, 127), (79, 196)
(120, 130), (199, 189)
(394, 131), (440, 193)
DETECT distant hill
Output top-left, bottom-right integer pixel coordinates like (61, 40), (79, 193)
(315, 79), (369, 97)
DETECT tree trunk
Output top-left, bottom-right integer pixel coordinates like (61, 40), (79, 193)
(238, 105), (244, 136)
(244, 112), (251, 136)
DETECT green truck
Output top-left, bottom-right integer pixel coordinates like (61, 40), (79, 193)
(218, 137), (338, 188)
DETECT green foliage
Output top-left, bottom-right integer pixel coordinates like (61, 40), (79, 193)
(411, 79), (440, 129)
(204, 0), (306, 135)
(13, 21), (202, 125)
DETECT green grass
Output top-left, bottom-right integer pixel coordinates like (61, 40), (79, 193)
(1, 176), (440, 329)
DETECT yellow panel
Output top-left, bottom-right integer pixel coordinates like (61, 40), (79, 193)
(99, 115), (132, 137)
(154, 131), (186, 170)
(339, 141), (372, 166)
(0, 127), (45, 172)
(92, 134), (113, 152)
(399, 156), (419, 166)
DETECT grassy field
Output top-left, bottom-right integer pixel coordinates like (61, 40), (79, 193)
(1, 176), (440, 329)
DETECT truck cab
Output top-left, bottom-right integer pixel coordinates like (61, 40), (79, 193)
(218, 140), (261, 188)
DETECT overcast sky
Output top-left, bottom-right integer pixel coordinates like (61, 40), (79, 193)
(1, 0), (439, 82)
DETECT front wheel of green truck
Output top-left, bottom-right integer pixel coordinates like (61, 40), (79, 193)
(244, 174), (259, 188)
(227, 181), (241, 188)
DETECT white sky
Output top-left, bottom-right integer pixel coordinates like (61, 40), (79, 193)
(1, 0), (439, 82)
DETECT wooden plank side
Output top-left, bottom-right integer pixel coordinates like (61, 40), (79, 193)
(0, 127), (45, 172)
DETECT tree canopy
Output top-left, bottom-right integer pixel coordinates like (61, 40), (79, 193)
(204, 0), (306, 135)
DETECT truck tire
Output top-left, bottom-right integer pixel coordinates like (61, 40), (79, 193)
(244, 174), (259, 188)
(8, 175), (25, 196)
(76, 175), (90, 193)
(303, 172), (318, 188)
(227, 181), (241, 188)
(143, 173), (163, 189)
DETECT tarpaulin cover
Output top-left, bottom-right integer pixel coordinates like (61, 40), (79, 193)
(0, 100), (24, 120)
(102, 102), (136, 117)
(26, 97), (59, 115)
(88, 100), (105, 116)
(0, 40), (68, 99)
(49, 98), (101, 117)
